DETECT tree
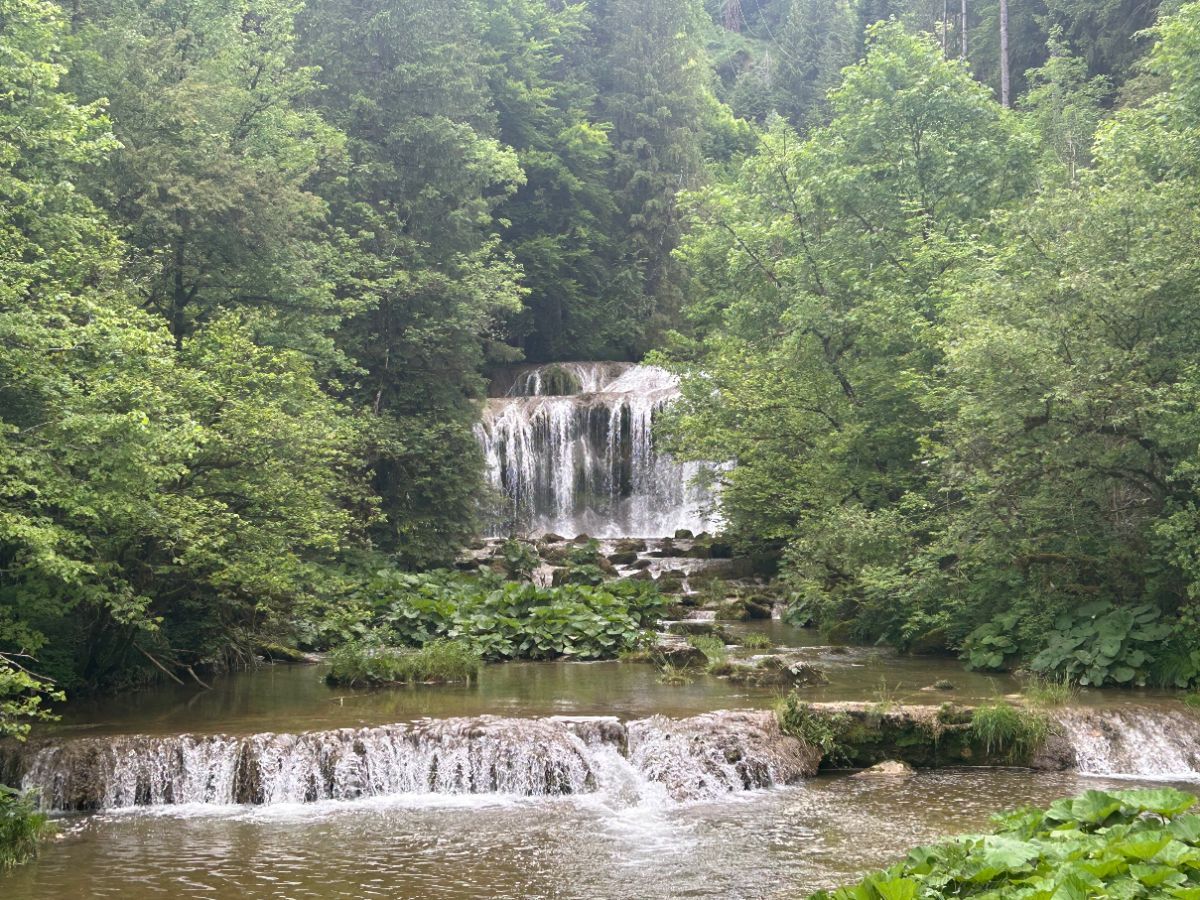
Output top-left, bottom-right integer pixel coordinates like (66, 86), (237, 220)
(298, 0), (524, 566)
(596, 0), (712, 354)
(771, 0), (857, 130)
(665, 25), (1033, 647)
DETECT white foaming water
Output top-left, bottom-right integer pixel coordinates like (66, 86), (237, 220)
(1056, 707), (1200, 780)
(476, 363), (719, 537)
(14, 711), (813, 812)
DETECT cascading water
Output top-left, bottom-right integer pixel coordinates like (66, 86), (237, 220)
(9, 712), (817, 811)
(1055, 707), (1200, 779)
(475, 362), (719, 538)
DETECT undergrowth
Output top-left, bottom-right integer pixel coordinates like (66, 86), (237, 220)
(326, 639), (481, 687)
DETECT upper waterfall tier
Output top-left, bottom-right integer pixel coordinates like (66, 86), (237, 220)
(476, 363), (719, 537)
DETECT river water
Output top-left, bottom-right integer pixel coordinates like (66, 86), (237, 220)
(4, 639), (1199, 899)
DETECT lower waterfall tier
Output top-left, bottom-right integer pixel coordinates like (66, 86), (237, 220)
(7, 711), (816, 810)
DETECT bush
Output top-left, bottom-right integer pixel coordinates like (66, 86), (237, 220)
(741, 632), (774, 650)
(810, 788), (1200, 899)
(310, 569), (664, 661)
(687, 634), (728, 670)
(0, 787), (51, 871)
(1021, 675), (1077, 707)
(968, 703), (1050, 763)
(326, 639), (481, 687)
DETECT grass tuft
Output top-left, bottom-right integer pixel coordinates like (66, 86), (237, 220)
(326, 638), (481, 687)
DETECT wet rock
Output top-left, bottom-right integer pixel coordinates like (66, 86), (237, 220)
(607, 551), (639, 566)
(667, 621), (730, 641)
(715, 599), (750, 622)
(674, 529), (694, 540)
(723, 656), (828, 687)
(852, 760), (916, 778)
(655, 575), (686, 594)
(541, 533), (568, 544)
(572, 534), (592, 544)
(629, 558), (653, 571)
(627, 569), (653, 582)
(614, 539), (648, 554)
(648, 540), (686, 558)
(685, 543), (712, 559)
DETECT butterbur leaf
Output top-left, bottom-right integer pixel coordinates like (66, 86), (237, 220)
(870, 876), (919, 900)
(1115, 789), (1197, 817)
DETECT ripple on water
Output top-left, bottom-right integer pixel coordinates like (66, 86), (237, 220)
(5, 769), (1196, 900)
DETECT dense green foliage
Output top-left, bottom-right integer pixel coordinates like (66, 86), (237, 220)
(811, 788), (1200, 899)
(307, 570), (663, 661)
(0, 786), (49, 870)
(665, 2), (1200, 685)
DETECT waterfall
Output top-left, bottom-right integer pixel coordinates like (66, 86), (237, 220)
(475, 363), (718, 538)
(1056, 707), (1200, 779)
(10, 711), (817, 811)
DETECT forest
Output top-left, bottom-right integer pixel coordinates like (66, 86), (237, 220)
(2, 0), (1199, 737)
(9, 0), (1200, 894)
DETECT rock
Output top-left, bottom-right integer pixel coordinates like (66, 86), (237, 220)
(744, 597), (773, 620)
(597, 556), (617, 575)
(714, 599), (750, 622)
(607, 551), (639, 566)
(627, 569), (653, 582)
(648, 540), (686, 558)
(648, 636), (707, 667)
(666, 621), (730, 640)
(852, 760), (916, 778)
(685, 543), (712, 559)
(655, 575), (686, 594)
(572, 534), (591, 544)
(541, 533), (568, 544)
(629, 558), (653, 571)
(674, 529), (694, 540)
(614, 539), (648, 554)
(724, 656), (829, 687)
(708, 540), (734, 559)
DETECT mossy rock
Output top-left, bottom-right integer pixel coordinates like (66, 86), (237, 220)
(255, 643), (313, 664)
(607, 551), (639, 566)
(725, 657), (828, 687)
(655, 575), (686, 594)
(614, 539), (648, 554)
(714, 599), (751, 621)
(674, 529), (695, 540)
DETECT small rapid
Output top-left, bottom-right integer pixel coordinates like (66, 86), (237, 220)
(7, 711), (817, 812)
(1054, 706), (1200, 779)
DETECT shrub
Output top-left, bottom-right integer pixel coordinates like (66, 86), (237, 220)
(1021, 675), (1078, 707)
(741, 632), (774, 650)
(810, 788), (1200, 899)
(687, 634), (728, 670)
(0, 787), (51, 871)
(969, 703), (1049, 763)
(500, 539), (540, 581)
(776, 694), (849, 762)
(326, 639), (481, 687)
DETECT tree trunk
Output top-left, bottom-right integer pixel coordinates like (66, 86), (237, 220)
(999, 0), (1011, 106)
(960, 0), (968, 60)
(942, 0), (949, 57)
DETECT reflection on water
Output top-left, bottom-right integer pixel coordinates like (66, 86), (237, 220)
(49, 620), (1180, 739)
(3, 770), (1193, 899)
